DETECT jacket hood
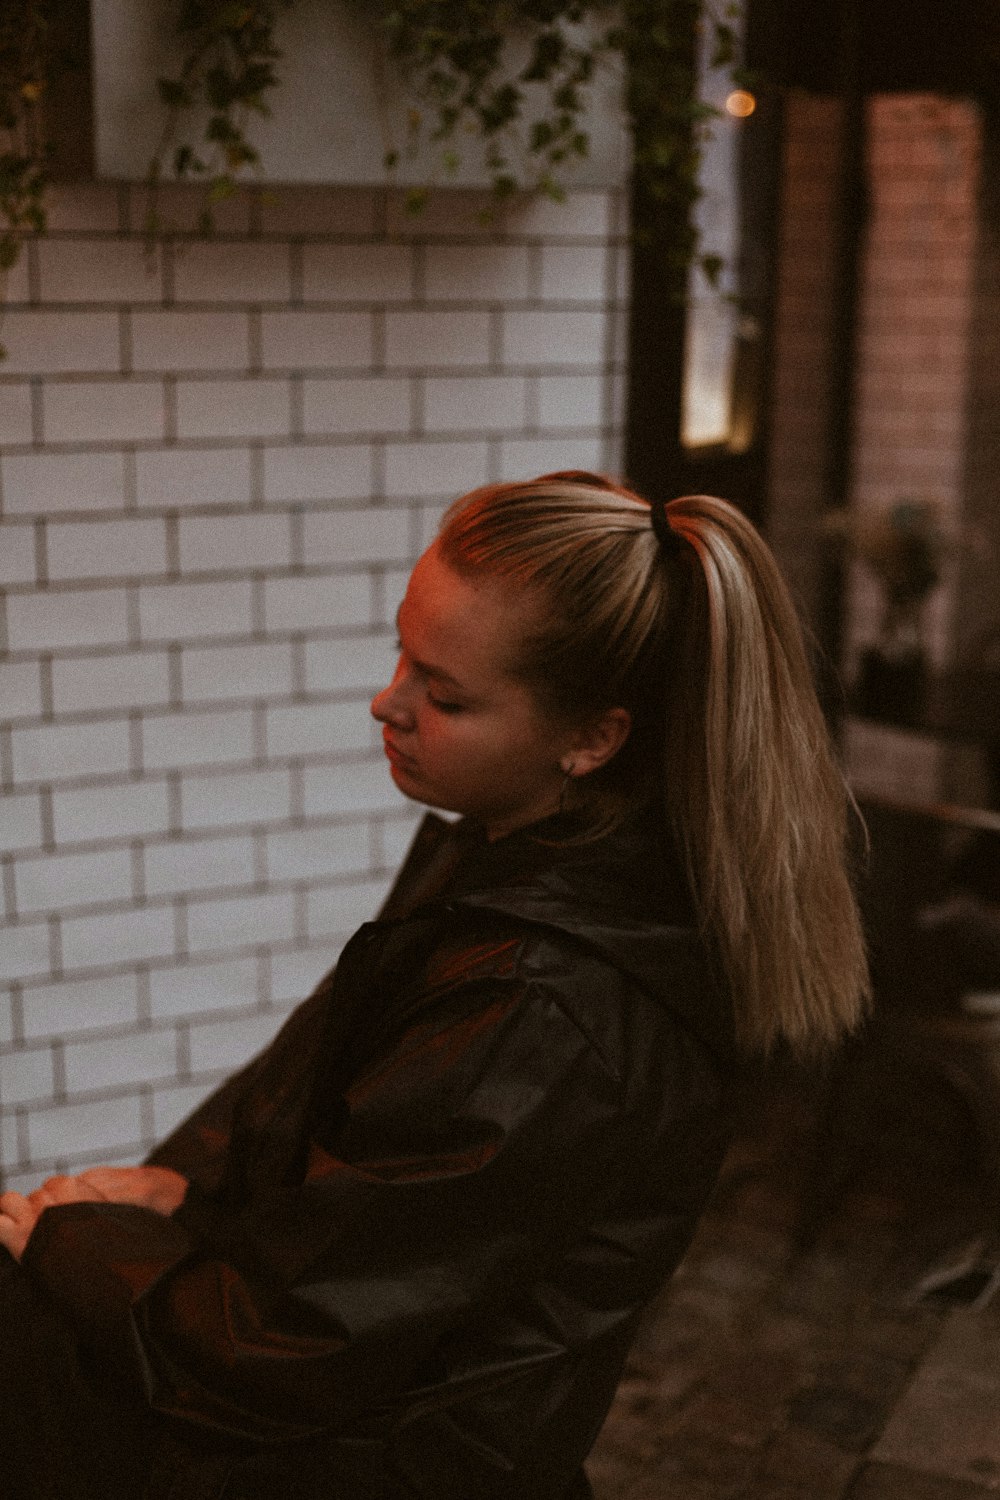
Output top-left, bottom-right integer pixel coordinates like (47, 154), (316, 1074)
(394, 807), (736, 1066)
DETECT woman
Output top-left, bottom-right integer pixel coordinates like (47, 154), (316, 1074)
(0, 473), (868, 1499)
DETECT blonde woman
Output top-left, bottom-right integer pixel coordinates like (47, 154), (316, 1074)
(0, 473), (868, 1500)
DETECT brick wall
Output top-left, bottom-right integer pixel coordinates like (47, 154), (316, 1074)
(843, 94), (981, 802)
(767, 91), (985, 805)
(0, 181), (628, 1190)
(765, 90), (846, 634)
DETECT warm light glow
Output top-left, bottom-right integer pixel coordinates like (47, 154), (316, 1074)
(725, 90), (756, 119)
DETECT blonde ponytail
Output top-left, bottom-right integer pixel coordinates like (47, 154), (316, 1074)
(438, 474), (870, 1056)
(662, 495), (869, 1054)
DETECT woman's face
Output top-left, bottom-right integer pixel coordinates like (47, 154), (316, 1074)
(371, 544), (579, 840)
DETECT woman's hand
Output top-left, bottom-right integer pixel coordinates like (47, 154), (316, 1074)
(0, 1191), (43, 1262)
(75, 1166), (189, 1215)
(0, 1166), (189, 1263)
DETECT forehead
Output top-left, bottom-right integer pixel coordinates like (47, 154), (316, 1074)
(400, 546), (538, 682)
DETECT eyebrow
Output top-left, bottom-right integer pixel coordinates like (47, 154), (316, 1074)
(394, 606), (469, 694)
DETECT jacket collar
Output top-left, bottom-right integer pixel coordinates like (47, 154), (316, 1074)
(382, 806), (736, 1064)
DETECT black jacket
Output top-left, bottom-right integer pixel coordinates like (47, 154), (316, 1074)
(22, 807), (736, 1499)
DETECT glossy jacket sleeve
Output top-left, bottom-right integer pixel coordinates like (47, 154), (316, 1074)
(21, 972), (627, 1443)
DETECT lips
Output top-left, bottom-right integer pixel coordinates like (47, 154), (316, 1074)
(383, 734), (416, 771)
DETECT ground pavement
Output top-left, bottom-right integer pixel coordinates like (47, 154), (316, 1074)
(586, 1055), (1000, 1499)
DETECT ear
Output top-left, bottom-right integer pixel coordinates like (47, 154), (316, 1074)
(560, 707), (632, 779)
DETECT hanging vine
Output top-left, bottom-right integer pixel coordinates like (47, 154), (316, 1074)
(1, 0), (744, 350)
(0, 0), (51, 357)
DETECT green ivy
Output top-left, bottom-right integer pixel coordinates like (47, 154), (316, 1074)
(147, 1), (295, 236)
(149, 0), (743, 292)
(0, 0), (744, 355)
(0, 0), (51, 358)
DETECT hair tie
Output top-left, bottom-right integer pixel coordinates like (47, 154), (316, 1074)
(650, 501), (684, 556)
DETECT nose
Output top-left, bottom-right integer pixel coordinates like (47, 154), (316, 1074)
(370, 661), (414, 729)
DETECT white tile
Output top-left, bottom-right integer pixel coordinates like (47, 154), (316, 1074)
(181, 766), (292, 831)
(186, 889), (296, 955)
(501, 309), (607, 366)
(172, 241), (291, 303)
(307, 876), (391, 939)
(373, 811), (423, 868)
(175, 378), (290, 440)
(127, 182), (252, 236)
(136, 447), (253, 509)
(64, 1029), (180, 1095)
(3, 241), (31, 304)
(52, 779), (171, 845)
(149, 955), (260, 1020)
(302, 243), (414, 303)
(423, 245), (531, 303)
(0, 522), (36, 585)
(0, 384), (33, 444)
(131, 311), (250, 371)
(27, 1095), (145, 1160)
(151, 1078), (219, 1139)
(14, 846), (133, 915)
(187, 1010), (286, 1074)
(43, 184), (122, 233)
(423, 375), (528, 433)
(51, 650), (171, 715)
(178, 512), (292, 574)
(304, 635), (395, 696)
(303, 759), (404, 818)
(383, 440), (489, 498)
(504, 189), (614, 239)
(260, 185), (377, 237)
(380, 568), (410, 623)
(265, 820), (369, 883)
(7, 586), (129, 652)
(37, 239), (163, 303)
(261, 311), (373, 370)
(262, 443), (373, 502)
(43, 381), (165, 444)
(265, 699), (372, 759)
(0, 790), (44, 852)
(144, 833), (256, 898)
(537, 373), (606, 428)
(0, 1046), (55, 1107)
(302, 507), (411, 567)
(143, 707), (255, 771)
(181, 641), (294, 703)
(302, 376), (412, 436)
(61, 904), (177, 972)
(1, 452), (127, 514)
(385, 310), (491, 368)
(539, 244), (609, 301)
(0, 311), (121, 374)
(269, 943), (344, 1004)
(497, 435), (604, 479)
(0, 919), (52, 983)
(138, 579), (253, 643)
(262, 572), (371, 633)
(10, 719), (131, 785)
(385, 188), (496, 239)
(21, 972), (141, 1038)
(0, 662), (43, 720)
(46, 517), (168, 582)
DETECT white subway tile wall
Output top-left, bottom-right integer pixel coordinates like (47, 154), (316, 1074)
(0, 182), (628, 1188)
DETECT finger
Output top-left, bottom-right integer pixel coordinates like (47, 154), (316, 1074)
(0, 1191), (35, 1227)
(0, 1214), (31, 1263)
(77, 1168), (123, 1200)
